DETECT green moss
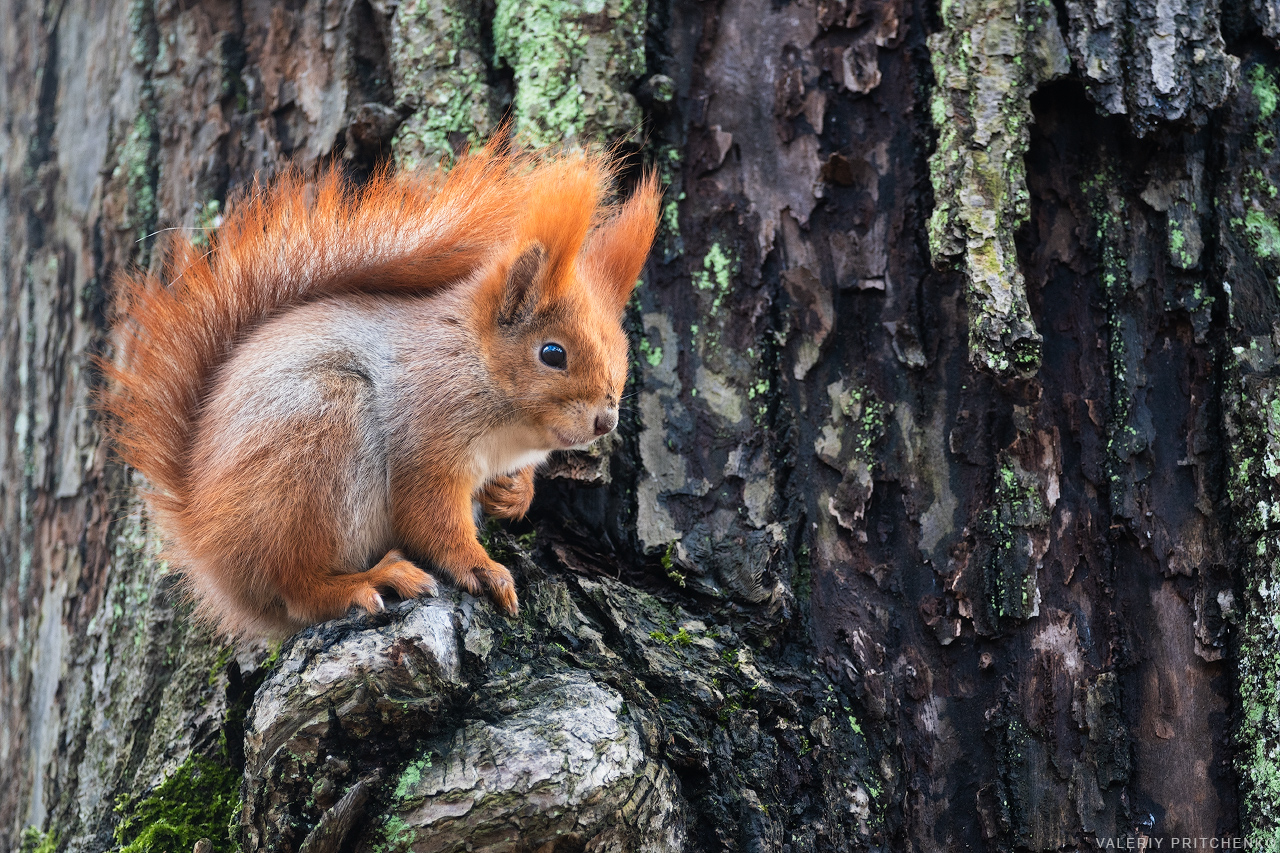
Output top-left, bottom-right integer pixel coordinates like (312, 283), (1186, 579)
(1232, 60), (1280, 278)
(1237, 533), (1280, 850)
(1084, 168), (1151, 519)
(653, 152), (686, 261)
(494, 0), (587, 144)
(19, 828), (57, 853)
(377, 815), (416, 853)
(118, 0), (160, 262)
(112, 751), (241, 853)
(127, 0), (155, 66)
(841, 383), (887, 458)
(660, 541), (685, 587)
(206, 644), (235, 686)
(703, 247), (732, 289)
(1167, 216), (1199, 268)
(662, 199), (680, 235)
(1226, 343), (1280, 842)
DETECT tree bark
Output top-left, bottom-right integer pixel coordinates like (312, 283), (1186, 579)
(3, 0), (1280, 849)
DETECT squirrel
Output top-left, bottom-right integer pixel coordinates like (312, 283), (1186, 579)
(101, 143), (660, 639)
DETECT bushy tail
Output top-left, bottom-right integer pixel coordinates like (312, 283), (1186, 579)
(100, 144), (543, 518)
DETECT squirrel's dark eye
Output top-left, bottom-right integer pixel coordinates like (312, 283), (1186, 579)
(540, 342), (567, 369)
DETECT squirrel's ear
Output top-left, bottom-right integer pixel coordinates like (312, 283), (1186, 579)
(497, 243), (548, 325)
(586, 173), (661, 316)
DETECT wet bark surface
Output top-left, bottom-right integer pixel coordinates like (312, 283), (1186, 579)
(7, 0), (1280, 850)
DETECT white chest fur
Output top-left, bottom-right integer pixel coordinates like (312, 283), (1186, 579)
(471, 424), (551, 485)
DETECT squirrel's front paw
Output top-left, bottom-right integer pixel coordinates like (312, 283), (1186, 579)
(478, 561), (519, 615)
(452, 559), (519, 616)
(478, 468), (535, 520)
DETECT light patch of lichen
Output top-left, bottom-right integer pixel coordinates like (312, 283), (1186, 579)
(927, 0), (1066, 378)
(390, 0), (494, 168)
(393, 753), (435, 802)
(637, 335), (663, 367)
(693, 243), (736, 314)
(494, 0), (646, 145)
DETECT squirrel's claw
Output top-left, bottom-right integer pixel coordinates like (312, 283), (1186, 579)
(473, 561), (519, 617)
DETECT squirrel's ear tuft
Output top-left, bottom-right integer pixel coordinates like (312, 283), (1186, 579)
(498, 242), (548, 325)
(586, 172), (661, 315)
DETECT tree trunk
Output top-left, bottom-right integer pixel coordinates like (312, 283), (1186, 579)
(3, 0), (1279, 849)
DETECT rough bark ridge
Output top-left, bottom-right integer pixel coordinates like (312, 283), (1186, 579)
(5, 0), (1280, 849)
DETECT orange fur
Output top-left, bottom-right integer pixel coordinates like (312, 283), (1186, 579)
(101, 144), (661, 639)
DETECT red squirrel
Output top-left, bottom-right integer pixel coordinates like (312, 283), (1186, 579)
(101, 145), (660, 639)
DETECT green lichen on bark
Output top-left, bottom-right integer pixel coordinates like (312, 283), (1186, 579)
(927, 0), (1069, 378)
(691, 241), (739, 348)
(115, 113), (159, 243)
(1232, 63), (1280, 275)
(1083, 169), (1143, 517)
(1221, 56), (1280, 848)
(107, 0), (161, 265)
(982, 455), (1046, 629)
(814, 380), (888, 537)
(389, 0), (496, 168)
(493, 0), (646, 145)
(1227, 367), (1280, 851)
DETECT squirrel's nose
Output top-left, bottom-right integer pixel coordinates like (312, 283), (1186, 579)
(593, 411), (617, 436)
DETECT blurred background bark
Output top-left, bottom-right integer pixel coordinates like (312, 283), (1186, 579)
(4, 0), (1280, 849)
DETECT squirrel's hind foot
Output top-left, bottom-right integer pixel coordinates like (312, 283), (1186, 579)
(284, 551), (440, 624)
(367, 549), (440, 602)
